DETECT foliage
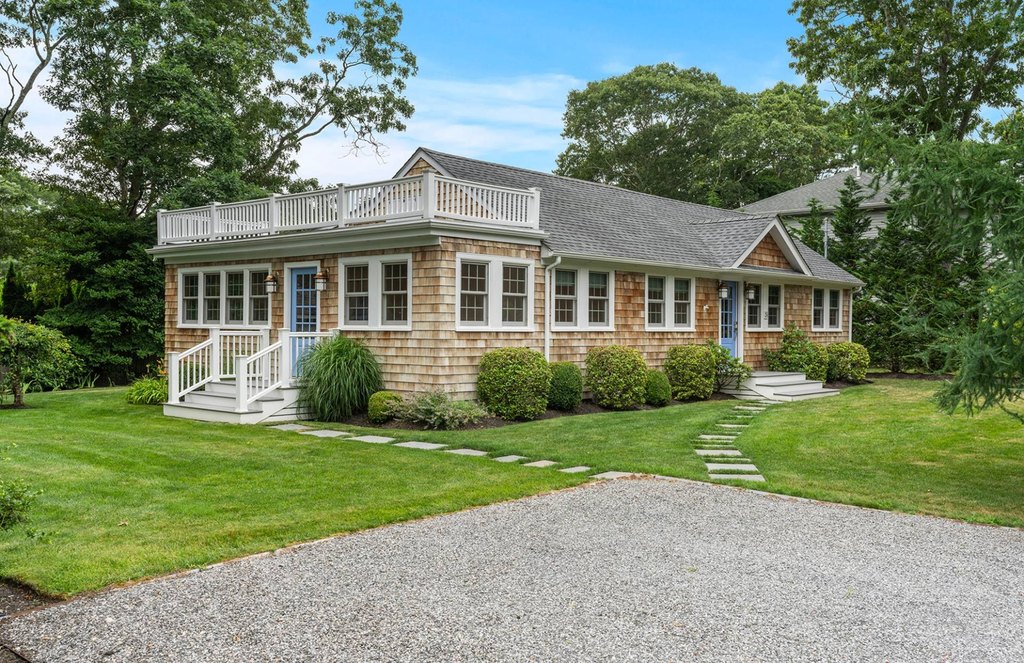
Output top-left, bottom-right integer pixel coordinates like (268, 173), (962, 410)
(391, 390), (486, 430)
(825, 342), (870, 383)
(3, 0), (416, 218)
(299, 335), (382, 421)
(0, 315), (79, 406)
(644, 369), (672, 407)
(125, 376), (168, 405)
(706, 340), (753, 391)
(548, 361), (583, 412)
(763, 325), (828, 383)
(789, 0), (1024, 140)
(828, 175), (874, 277)
(796, 198), (826, 255)
(31, 194), (163, 383)
(477, 347), (551, 421)
(663, 345), (715, 401)
(367, 390), (402, 424)
(556, 64), (841, 208)
(1, 262), (36, 320)
(585, 345), (648, 410)
(0, 479), (36, 531)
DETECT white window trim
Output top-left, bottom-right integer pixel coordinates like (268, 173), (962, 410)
(812, 287), (844, 332)
(178, 264), (272, 329)
(337, 254), (412, 331)
(645, 273), (695, 332)
(745, 282), (785, 332)
(455, 252), (536, 332)
(550, 267), (615, 332)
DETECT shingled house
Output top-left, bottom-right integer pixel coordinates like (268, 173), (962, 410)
(151, 148), (862, 423)
(741, 167), (893, 240)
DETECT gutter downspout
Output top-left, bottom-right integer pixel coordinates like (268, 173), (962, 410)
(543, 256), (562, 361)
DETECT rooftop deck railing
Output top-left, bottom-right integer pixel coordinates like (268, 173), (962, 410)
(157, 172), (541, 245)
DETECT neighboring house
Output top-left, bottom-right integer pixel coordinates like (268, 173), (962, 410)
(151, 148), (861, 423)
(741, 167), (893, 240)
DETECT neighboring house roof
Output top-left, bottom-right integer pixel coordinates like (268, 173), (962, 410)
(403, 148), (861, 285)
(739, 168), (894, 216)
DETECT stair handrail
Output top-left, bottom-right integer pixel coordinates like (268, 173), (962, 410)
(167, 337), (215, 403)
(235, 341), (284, 412)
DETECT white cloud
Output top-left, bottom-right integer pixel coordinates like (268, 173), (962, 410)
(293, 72), (581, 184)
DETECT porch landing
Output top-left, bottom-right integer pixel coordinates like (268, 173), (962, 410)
(721, 371), (840, 402)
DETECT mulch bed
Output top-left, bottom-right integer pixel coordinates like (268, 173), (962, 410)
(341, 397), (719, 431)
(869, 372), (952, 381)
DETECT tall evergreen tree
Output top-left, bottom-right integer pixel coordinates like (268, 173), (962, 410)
(797, 198), (826, 254)
(828, 175), (873, 277)
(1, 263), (36, 321)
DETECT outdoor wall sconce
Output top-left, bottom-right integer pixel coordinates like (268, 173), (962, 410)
(745, 283), (757, 301)
(717, 281), (730, 299)
(315, 269), (330, 292)
(263, 273), (279, 295)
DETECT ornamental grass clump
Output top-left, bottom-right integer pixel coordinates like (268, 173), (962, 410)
(299, 336), (382, 421)
(125, 376), (168, 405)
(477, 347), (551, 420)
(548, 362), (583, 412)
(585, 345), (647, 410)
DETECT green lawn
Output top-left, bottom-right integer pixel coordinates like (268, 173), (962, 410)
(0, 389), (585, 597)
(4, 379), (1021, 596)
(736, 379), (1024, 528)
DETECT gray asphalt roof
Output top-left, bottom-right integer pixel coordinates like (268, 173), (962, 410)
(740, 168), (893, 215)
(417, 148), (860, 284)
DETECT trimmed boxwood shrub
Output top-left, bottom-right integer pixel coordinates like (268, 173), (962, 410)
(664, 345), (715, 401)
(585, 345), (647, 410)
(763, 324), (828, 383)
(645, 369), (672, 406)
(477, 347), (552, 420)
(367, 390), (402, 424)
(299, 335), (382, 421)
(548, 362), (583, 411)
(825, 342), (871, 383)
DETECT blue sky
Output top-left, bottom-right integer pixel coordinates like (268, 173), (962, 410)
(17, 1), (809, 185)
(296, 0), (808, 183)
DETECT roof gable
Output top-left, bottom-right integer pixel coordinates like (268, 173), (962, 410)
(740, 169), (893, 215)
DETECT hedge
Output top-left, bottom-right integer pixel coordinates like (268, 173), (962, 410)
(663, 345), (715, 400)
(585, 345), (647, 410)
(477, 347), (552, 420)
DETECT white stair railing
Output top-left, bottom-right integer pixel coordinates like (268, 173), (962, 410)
(167, 339), (214, 403)
(235, 342), (283, 412)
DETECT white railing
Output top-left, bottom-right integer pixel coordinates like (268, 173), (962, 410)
(216, 329), (270, 377)
(157, 172), (541, 245)
(167, 339), (213, 402)
(235, 342), (283, 412)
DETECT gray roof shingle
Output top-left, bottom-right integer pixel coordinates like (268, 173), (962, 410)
(415, 148), (860, 285)
(740, 169), (893, 215)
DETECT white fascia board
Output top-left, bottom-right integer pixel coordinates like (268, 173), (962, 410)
(393, 149), (452, 178)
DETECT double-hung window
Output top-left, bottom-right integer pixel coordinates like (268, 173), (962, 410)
(549, 267), (613, 330)
(554, 270), (577, 326)
(646, 274), (694, 331)
(502, 264), (528, 326)
(812, 287), (843, 331)
(588, 272), (610, 325)
(339, 255), (413, 330)
(179, 266), (271, 328)
(456, 254), (534, 330)
(746, 283), (783, 331)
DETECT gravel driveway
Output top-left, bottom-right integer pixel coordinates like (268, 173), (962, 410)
(4, 478), (1023, 662)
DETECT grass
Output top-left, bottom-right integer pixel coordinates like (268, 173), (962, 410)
(0, 389), (585, 597)
(309, 400), (738, 479)
(735, 379), (1024, 528)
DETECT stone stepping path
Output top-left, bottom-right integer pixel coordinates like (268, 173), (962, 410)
(299, 430), (351, 438)
(270, 422), (686, 484)
(689, 398), (779, 482)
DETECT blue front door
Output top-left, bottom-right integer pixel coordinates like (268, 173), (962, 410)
(719, 281), (738, 357)
(289, 267), (319, 376)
